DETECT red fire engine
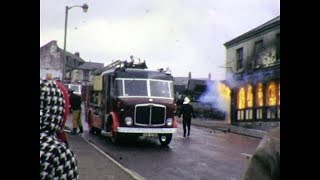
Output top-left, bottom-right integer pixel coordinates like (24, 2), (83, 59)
(84, 59), (177, 146)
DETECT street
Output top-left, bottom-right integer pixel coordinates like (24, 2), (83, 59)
(66, 108), (260, 180)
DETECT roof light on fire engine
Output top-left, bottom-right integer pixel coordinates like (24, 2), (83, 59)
(125, 117), (133, 126)
(166, 118), (173, 126)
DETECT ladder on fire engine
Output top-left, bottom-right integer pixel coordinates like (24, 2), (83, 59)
(94, 57), (148, 75)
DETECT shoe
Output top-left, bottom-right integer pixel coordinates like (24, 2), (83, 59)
(70, 128), (78, 135)
(183, 134), (186, 137)
(79, 127), (83, 133)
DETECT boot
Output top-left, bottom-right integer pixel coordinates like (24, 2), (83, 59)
(79, 127), (83, 133)
(70, 128), (78, 135)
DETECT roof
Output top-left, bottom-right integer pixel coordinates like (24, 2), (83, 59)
(187, 79), (214, 92)
(58, 47), (86, 63)
(173, 77), (189, 86)
(40, 40), (86, 63)
(77, 62), (104, 70)
(224, 15), (280, 47)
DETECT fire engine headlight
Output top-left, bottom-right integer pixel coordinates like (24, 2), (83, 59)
(125, 117), (133, 126)
(166, 118), (173, 126)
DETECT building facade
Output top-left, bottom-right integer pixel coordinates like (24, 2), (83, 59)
(224, 16), (280, 130)
(40, 40), (103, 85)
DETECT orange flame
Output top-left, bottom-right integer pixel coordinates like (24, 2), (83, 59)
(217, 82), (231, 101)
(267, 82), (277, 106)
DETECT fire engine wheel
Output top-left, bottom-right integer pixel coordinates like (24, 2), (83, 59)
(158, 134), (172, 146)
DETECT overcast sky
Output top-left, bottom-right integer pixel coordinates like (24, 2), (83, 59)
(40, 0), (280, 79)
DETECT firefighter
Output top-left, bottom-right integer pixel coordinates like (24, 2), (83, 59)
(178, 97), (196, 137)
(69, 89), (84, 135)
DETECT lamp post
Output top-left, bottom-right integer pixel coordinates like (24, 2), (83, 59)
(62, 3), (89, 82)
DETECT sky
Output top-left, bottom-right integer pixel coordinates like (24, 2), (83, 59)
(40, 0), (280, 80)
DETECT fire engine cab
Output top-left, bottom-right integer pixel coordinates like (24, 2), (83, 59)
(85, 59), (177, 146)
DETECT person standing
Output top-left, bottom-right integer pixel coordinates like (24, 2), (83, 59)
(69, 89), (83, 135)
(40, 80), (79, 179)
(178, 97), (196, 137)
(56, 80), (70, 146)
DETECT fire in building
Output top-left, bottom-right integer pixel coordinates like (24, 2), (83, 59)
(223, 16), (280, 130)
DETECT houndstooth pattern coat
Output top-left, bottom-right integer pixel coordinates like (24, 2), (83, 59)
(40, 80), (79, 180)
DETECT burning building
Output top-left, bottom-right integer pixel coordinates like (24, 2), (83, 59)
(223, 16), (280, 130)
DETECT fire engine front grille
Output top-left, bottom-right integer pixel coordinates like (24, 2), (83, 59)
(135, 104), (166, 126)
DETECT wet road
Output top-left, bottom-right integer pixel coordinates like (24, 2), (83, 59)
(68, 111), (260, 180)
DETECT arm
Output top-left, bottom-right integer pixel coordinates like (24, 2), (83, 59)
(178, 105), (183, 118)
(191, 105), (196, 118)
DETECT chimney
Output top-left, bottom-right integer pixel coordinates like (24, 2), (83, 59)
(75, 52), (80, 57)
(208, 73), (211, 80)
(188, 72), (192, 80)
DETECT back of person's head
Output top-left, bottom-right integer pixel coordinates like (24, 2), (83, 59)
(40, 80), (65, 134)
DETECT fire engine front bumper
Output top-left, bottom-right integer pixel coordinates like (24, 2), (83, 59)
(117, 127), (177, 134)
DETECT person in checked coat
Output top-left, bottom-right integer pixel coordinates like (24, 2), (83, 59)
(40, 80), (79, 179)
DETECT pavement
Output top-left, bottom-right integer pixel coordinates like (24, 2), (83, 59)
(64, 116), (267, 180)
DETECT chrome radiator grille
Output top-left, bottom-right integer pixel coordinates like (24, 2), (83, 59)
(135, 104), (166, 126)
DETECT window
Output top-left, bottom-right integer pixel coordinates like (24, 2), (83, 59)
(238, 87), (245, 109)
(254, 40), (263, 66)
(256, 83), (264, 107)
(124, 80), (148, 96)
(276, 33), (280, 60)
(267, 82), (277, 106)
(115, 80), (124, 96)
(150, 80), (173, 98)
(237, 87), (245, 120)
(246, 85), (253, 107)
(83, 71), (89, 81)
(115, 79), (174, 98)
(236, 48), (243, 70)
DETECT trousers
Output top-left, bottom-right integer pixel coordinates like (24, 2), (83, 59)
(182, 117), (191, 136)
(72, 110), (83, 129)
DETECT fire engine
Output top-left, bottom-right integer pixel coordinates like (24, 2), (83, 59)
(84, 59), (177, 146)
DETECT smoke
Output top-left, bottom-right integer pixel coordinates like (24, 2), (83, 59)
(225, 70), (267, 89)
(199, 80), (229, 112)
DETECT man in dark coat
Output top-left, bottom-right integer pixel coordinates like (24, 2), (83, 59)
(69, 90), (83, 135)
(178, 97), (196, 137)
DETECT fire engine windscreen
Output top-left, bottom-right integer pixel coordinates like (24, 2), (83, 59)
(115, 79), (173, 98)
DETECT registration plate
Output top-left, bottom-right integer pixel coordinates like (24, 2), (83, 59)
(143, 133), (157, 137)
